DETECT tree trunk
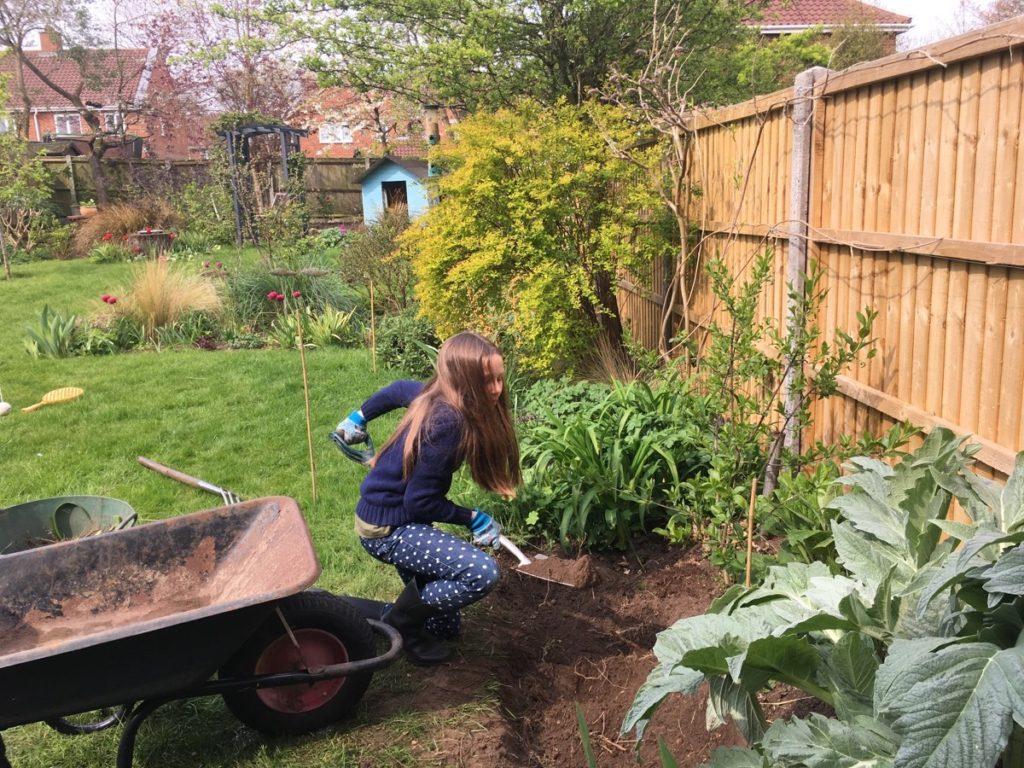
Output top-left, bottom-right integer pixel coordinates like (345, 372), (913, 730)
(588, 269), (627, 353)
(88, 140), (111, 206)
(0, 231), (11, 280)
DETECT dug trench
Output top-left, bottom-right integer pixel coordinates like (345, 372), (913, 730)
(365, 541), (819, 767)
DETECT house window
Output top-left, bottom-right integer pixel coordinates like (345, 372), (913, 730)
(103, 112), (123, 131)
(54, 112), (82, 135)
(319, 121), (353, 144)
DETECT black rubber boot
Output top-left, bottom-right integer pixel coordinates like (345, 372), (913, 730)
(383, 579), (451, 666)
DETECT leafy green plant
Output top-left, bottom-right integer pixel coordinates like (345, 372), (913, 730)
(339, 206), (414, 312)
(89, 242), (134, 263)
(24, 305), (80, 358)
(224, 261), (359, 332)
(376, 307), (440, 377)
(507, 376), (711, 549)
(306, 306), (358, 348)
(624, 429), (1024, 768)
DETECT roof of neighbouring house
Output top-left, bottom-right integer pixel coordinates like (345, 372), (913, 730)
(751, 0), (911, 29)
(0, 48), (157, 111)
(357, 157), (430, 184)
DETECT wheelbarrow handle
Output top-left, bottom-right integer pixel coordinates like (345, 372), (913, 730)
(137, 457), (230, 498)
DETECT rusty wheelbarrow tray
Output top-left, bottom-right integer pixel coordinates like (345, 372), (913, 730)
(0, 497), (401, 768)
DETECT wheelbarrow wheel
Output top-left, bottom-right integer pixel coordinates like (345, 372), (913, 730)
(219, 590), (377, 736)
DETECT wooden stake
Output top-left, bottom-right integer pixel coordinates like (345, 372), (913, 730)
(745, 476), (758, 588)
(295, 309), (318, 503)
(369, 281), (377, 373)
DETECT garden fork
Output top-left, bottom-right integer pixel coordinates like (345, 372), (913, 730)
(137, 457), (243, 505)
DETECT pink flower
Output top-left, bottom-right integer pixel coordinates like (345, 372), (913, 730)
(108, 297), (117, 305)
(276, 294), (285, 302)
(101, 294), (110, 302)
(292, 290), (301, 298)
(215, 261), (222, 268)
(267, 291), (278, 300)
(145, 227), (152, 234)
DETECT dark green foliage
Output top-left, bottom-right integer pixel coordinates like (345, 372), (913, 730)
(223, 260), (361, 332)
(375, 308), (440, 378)
(505, 375), (712, 549)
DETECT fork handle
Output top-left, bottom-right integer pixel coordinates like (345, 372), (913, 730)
(137, 457), (233, 498)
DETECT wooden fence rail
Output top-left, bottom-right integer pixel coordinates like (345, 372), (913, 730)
(42, 156), (368, 222)
(618, 16), (1024, 480)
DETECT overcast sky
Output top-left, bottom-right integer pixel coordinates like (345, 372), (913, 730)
(65, 0), (978, 54)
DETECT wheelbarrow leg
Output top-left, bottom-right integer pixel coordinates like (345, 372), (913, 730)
(0, 732), (11, 768)
(115, 700), (163, 768)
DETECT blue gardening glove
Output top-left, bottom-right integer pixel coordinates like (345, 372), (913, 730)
(335, 409), (368, 444)
(469, 509), (502, 548)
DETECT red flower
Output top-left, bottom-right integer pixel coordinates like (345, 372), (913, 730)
(132, 246), (142, 254)
(145, 227), (152, 234)
(276, 294), (286, 302)
(267, 291), (278, 300)
(102, 232), (113, 241)
(292, 290), (301, 298)
(108, 297), (117, 305)
(122, 235), (129, 241)
(101, 294), (110, 302)
(168, 232), (176, 239)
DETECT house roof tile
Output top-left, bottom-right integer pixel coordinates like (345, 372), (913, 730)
(0, 48), (154, 111)
(753, 0), (911, 27)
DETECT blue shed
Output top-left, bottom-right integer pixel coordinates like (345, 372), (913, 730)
(358, 157), (431, 225)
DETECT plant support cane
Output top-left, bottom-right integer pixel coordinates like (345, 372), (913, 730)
(745, 477), (758, 588)
(369, 281), (377, 373)
(295, 307), (318, 503)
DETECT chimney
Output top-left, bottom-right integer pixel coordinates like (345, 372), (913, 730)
(423, 104), (440, 145)
(38, 28), (62, 53)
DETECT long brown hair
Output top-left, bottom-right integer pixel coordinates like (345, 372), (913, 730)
(374, 332), (521, 497)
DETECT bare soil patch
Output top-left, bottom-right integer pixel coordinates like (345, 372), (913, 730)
(358, 541), (818, 767)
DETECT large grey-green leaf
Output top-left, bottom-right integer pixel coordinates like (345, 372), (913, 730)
(822, 633), (879, 721)
(832, 520), (912, 593)
(1003, 453), (1024, 531)
(875, 641), (1024, 768)
(706, 676), (767, 742)
(983, 544), (1024, 596)
(760, 713), (897, 768)
(622, 663), (704, 740)
(828, 493), (906, 548)
(700, 747), (768, 768)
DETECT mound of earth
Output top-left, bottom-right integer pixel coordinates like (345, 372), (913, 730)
(362, 542), (818, 767)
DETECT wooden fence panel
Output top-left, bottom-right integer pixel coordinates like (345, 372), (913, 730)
(617, 17), (1024, 481)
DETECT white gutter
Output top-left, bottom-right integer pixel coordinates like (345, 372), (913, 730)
(756, 22), (913, 33)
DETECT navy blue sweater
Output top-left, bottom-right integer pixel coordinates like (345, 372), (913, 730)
(355, 380), (474, 528)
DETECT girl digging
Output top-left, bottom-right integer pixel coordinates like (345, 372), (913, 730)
(335, 332), (520, 665)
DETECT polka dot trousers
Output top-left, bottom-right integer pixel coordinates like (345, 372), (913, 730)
(360, 523), (499, 640)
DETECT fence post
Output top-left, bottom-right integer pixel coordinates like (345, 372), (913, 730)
(781, 66), (829, 459)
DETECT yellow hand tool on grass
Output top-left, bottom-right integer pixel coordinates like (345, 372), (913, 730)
(22, 387), (84, 413)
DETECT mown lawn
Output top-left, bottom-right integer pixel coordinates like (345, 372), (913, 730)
(0, 257), (494, 767)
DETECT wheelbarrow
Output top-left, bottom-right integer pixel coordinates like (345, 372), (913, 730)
(0, 495), (137, 555)
(0, 497), (402, 768)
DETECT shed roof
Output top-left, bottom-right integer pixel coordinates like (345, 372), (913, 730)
(357, 157), (430, 184)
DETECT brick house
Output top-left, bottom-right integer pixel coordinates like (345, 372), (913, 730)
(0, 29), (202, 158)
(750, 0), (912, 53)
(290, 81), (458, 159)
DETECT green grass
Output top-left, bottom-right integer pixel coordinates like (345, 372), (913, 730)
(0, 257), (497, 767)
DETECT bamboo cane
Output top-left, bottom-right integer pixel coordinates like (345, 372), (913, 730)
(369, 281), (378, 373)
(295, 308), (318, 503)
(745, 476), (758, 588)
